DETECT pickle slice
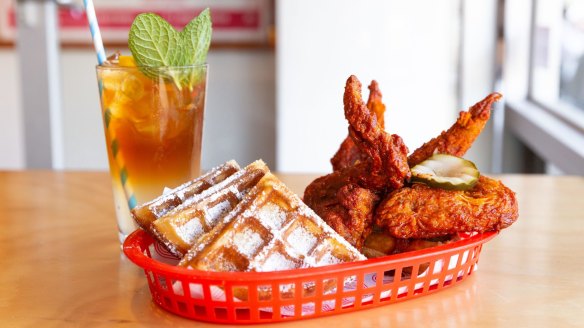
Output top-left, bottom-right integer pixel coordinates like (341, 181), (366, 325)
(410, 154), (479, 190)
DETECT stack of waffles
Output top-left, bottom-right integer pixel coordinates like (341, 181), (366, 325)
(131, 160), (366, 274)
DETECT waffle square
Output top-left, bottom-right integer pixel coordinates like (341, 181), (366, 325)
(150, 160), (269, 257)
(178, 173), (366, 272)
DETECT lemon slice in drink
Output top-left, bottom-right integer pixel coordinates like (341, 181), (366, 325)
(119, 55), (136, 67)
(411, 154), (479, 190)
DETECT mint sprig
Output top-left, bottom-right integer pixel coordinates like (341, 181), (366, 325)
(128, 9), (212, 89)
(182, 8), (212, 65)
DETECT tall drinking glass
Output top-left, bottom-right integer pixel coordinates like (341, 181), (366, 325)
(96, 63), (208, 243)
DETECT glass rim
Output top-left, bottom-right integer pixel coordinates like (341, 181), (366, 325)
(96, 62), (208, 71)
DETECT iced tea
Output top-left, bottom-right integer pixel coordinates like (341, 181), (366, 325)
(97, 58), (207, 242)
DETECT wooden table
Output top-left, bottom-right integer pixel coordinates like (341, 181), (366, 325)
(1, 172), (583, 327)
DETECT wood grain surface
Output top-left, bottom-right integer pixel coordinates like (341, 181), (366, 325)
(0, 172), (583, 327)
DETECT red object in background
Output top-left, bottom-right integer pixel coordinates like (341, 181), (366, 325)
(123, 229), (497, 324)
(55, 8), (260, 29)
(1, 0), (271, 44)
(9, 7), (260, 29)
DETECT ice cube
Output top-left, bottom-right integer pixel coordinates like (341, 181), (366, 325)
(121, 74), (144, 101)
(107, 101), (124, 118)
(103, 51), (121, 66)
(100, 70), (126, 92)
(132, 116), (159, 136)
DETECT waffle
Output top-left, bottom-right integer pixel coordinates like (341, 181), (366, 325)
(179, 172), (366, 275)
(131, 160), (241, 232)
(150, 160), (269, 257)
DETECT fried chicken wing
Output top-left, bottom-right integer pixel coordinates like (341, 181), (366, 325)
(343, 76), (410, 190)
(331, 80), (386, 171)
(408, 93), (502, 167)
(375, 175), (518, 239)
(304, 76), (410, 249)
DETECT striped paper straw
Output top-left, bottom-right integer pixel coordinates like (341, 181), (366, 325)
(83, 0), (106, 65)
(84, 0), (137, 210)
(103, 106), (138, 210)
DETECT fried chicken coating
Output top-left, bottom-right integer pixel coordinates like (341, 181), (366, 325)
(331, 80), (386, 171)
(367, 81), (386, 129)
(408, 93), (502, 167)
(392, 235), (457, 254)
(304, 76), (410, 249)
(343, 76), (410, 190)
(304, 177), (379, 249)
(375, 176), (518, 239)
(361, 228), (397, 258)
(362, 228), (457, 259)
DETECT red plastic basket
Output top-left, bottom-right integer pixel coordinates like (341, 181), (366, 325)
(123, 229), (497, 324)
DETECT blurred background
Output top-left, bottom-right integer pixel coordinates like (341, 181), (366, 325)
(1, 0), (583, 174)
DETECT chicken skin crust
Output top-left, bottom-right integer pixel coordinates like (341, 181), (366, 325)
(304, 177), (379, 249)
(408, 93), (501, 167)
(343, 76), (410, 190)
(375, 176), (518, 239)
(331, 80), (386, 171)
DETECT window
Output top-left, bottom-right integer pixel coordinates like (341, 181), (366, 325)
(531, 0), (584, 129)
(503, 0), (584, 175)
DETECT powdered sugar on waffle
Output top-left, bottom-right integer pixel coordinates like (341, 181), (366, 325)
(256, 203), (287, 230)
(233, 227), (264, 258)
(287, 226), (317, 255)
(312, 244), (343, 266)
(181, 173), (366, 273)
(174, 219), (204, 245)
(141, 160), (240, 218)
(151, 161), (268, 257)
(260, 252), (298, 272)
(205, 199), (231, 226)
(175, 169), (251, 212)
(202, 185), (243, 226)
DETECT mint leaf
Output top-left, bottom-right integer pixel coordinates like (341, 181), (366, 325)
(182, 8), (212, 65)
(128, 10), (212, 89)
(128, 13), (184, 67)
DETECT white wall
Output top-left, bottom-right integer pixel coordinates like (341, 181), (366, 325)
(204, 49), (275, 169)
(276, 0), (461, 173)
(0, 50), (24, 169)
(276, 0), (498, 173)
(0, 48), (276, 170)
(460, 0), (497, 172)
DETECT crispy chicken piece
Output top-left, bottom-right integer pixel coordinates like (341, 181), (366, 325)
(362, 228), (457, 259)
(343, 76), (410, 190)
(375, 175), (518, 239)
(304, 76), (410, 249)
(392, 235), (458, 254)
(304, 177), (379, 249)
(330, 138), (362, 172)
(366, 81), (386, 129)
(361, 228), (397, 258)
(408, 93), (502, 167)
(331, 80), (386, 171)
